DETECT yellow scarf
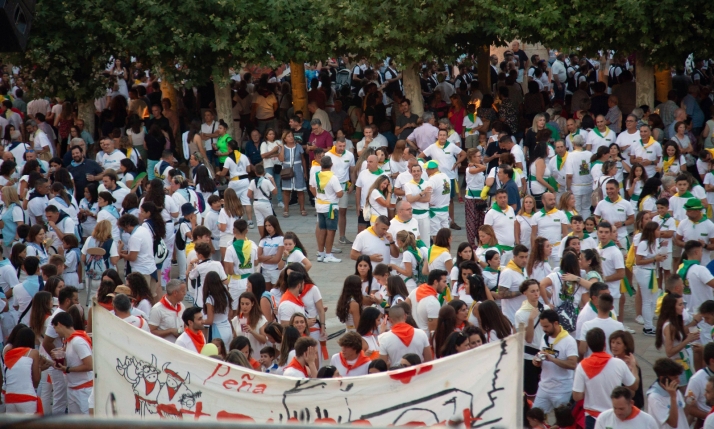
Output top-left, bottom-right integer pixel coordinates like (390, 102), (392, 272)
(233, 150), (242, 162)
(366, 226), (379, 237)
(428, 245), (450, 265)
(550, 328), (570, 346)
(541, 207), (559, 216)
(662, 156), (675, 173)
(316, 171), (334, 193)
(506, 259), (525, 275)
(311, 160), (321, 168)
(328, 146), (344, 157)
(556, 151), (568, 170)
(641, 136), (656, 149)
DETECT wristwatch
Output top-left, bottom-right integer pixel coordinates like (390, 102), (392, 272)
(65, 366), (71, 374)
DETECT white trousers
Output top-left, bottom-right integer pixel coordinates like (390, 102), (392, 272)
(634, 266), (657, 330)
(39, 369), (52, 414)
(415, 215), (430, 246)
(574, 192), (592, 219)
(429, 212), (449, 237)
(49, 367), (67, 414)
(67, 386), (91, 415)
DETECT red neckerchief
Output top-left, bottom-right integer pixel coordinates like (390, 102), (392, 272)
(580, 352), (611, 379)
(622, 406), (641, 421)
(300, 283), (314, 298)
(415, 284), (437, 302)
(390, 322), (415, 347)
(455, 322), (465, 332)
(4, 347), (31, 369)
(339, 351), (371, 375)
(67, 330), (93, 349)
(285, 357), (308, 377)
(184, 328), (205, 353)
(280, 289), (305, 307)
(160, 296), (182, 316)
(98, 301), (114, 311)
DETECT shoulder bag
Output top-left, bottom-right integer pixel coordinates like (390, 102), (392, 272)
(280, 146), (295, 180)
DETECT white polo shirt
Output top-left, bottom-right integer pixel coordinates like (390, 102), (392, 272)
(537, 332), (578, 395)
(676, 218), (714, 266)
(579, 317), (625, 356)
(403, 179), (429, 215)
(498, 266), (527, 324)
(149, 301), (186, 343)
(484, 206), (516, 248)
(683, 264), (714, 314)
(631, 139), (662, 178)
(594, 198), (634, 238)
(352, 228), (392, 269)
(533, 209), (569, 246)
(615, 129), (640, 167)
(387, 216), (421, 240)
(326, 150), (355, 185)
(598, 244), (625, 298)
(355, 169), (384, 209)
(594, 408), (658, 429)
(573, 357), (636, 415)
(423, 143), (462, 180)
(277, 299), (305, 323)
(564, 149), (594, 195)
(65, 335), (93, 388)
(587, 127), (615, 153)
(378, 327), (430, 364)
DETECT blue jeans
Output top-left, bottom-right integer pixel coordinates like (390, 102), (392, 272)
(265, 166), (283, 203)
(585, 415), (596, 429)
(206, 150), (217, 168)
(147, 159), (159, 181)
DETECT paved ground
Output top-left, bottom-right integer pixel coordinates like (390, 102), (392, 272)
(83, 191), (661, 392)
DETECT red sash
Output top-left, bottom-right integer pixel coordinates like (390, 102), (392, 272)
(4, 347), (31, 369)
(285, 357), (308, 377)
(98, 301), (114, 311)
(415, 284), (437, 302)
(280, 289), (305, 307)
(160, 296), (182, 316)
(184, 329), (206, 353)
(69, 380), (94, 390)
(580, 352), (611, 379)
(390, 322), (415, 347)
(338, 351), (371, 375)
(4, 393), (43, 414)
(67, 330), (93, 349)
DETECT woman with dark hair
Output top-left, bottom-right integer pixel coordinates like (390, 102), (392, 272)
(263, 322), (283, 352)
(233, 291), (268, 360)
(609, 330), (644, 408)
(28, 291), (53, 345)
(43, 276), (65, 303)
(277, 326), (300, 369)
(526, 237), (552, 282)
(448, 299), (470, 331)
(145, 124), (166, 181)
(3, 326), (45, 414)
(635, 221), (666, 334)
(194, 165), (218, 202)
(186, 119), (209, 164)
(119, 159), (140, 189)
(432, 305), (457, 358)
(25, 224), (49, 265)
(453, 260), (481, 305)
(463, 325), (487, 348)
(450, 242), (477, 284)
(589, 146), (610, 188)
(656, 293), (698, 385)
(86, 279), (117, 334)
(277, 130), (307, 217)
(336, 275), (363, 331)
(479, 300), (514, 343)
(141, 178), (178, 284)
(648, 113), (665, 143)
(466, 273), (494, 327)
(626, 162), (647, 211)
(248, 272), (274, 323)
(277, 263), (325, 349)
(658, 140), (687, 177)
(0, 159), (16, 187)
(637, 177), (661, 213)
(204, 271), (234, 346)
(528, 133), (555, 208)
(424, 228), (453, 275)
(10, 243), (26, 281)
(354, 255), (379, 301)
(229, 336), (260, 370)
(540, 250), (584, 309)
(440, 331), (470, 357)
(258, 215), (284, 290)
(356, 306), (383, 359)
(96, 191), (120, 242)
(125, 272), (154, 315)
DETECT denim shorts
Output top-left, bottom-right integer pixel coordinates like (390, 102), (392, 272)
(318, 210), (339, 231)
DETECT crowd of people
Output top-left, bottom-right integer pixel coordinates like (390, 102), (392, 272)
(1, 47), (714, 428)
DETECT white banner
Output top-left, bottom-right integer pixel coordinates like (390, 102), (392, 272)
(93, 305), (523, 427)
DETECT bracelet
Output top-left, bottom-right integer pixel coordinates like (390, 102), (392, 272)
(65, 366), (70, 374)
(388, 241), (395, 245)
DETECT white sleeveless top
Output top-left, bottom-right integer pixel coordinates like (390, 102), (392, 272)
(4, 351), (36, 397)
(529, 159), (551, 194)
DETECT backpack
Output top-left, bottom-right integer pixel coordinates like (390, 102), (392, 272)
(145, 222), (168, 265)
(174, 218), (191, 252)
(195, 191), (206, 213)
(85, 239), (113, 281)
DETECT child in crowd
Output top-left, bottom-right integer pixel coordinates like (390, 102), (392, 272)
(202, 194), (222, 259)
(61, 235), (81, 287)
(260, 346), (279, 373)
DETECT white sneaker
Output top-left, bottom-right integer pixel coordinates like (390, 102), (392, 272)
(278, 202), (285, 208)
(332, 247), (342, 254)
(248, 220), (255, 229)
(635, 315), (645, 325)
(624, 326), (636, 334)
(323, 255), (341, 263)
(316, 254), (324, 262)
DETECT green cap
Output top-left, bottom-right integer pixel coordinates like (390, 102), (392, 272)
(425, 160), (439, 169)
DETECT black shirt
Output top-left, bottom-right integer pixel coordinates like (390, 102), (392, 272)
(145, 134), (165, 161)
(485, 140), (504, 173)
(67, 158), (104, 197)
(514, 50), (528, 70)
(590, 94), (610, 117)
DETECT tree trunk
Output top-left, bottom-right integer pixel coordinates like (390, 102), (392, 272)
(477, 45), (491, 95)
(655, 66), (672, 105)
(635, 54), (655, 108)
(402, 62), (424, 117)
(77, 101), (96, 155)
(290, 61), (307, 118)
(159, 80), (179, 153)
(214, 72), (234, 139)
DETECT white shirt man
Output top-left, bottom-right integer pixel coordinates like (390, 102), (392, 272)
(378, 318), (431, 365)
(148, 280), (186, 343)
(498, 247), (528, 324)
(63, 328), (93, 414)
(531, 193), (569, 265)
(573, 355), (637, 422)
(407, 282), (442, 333)
(426, 164), (451, 236)
(594, 189), (634, 242)
(351, 218), (395, 269)
(595, 398), (658, 429)
(587, 122), (615, 153)
(676, 214), (714, 267)
(616, 125), (640, 169)
(484, 193), (517, 252)
(126, 222), (156, 275)
(564, 139), (593, 216)
(421, 135), (464, 181)
(579, 315), (625, 357)
(532, 316), (579, 414)
(175, 309), (206, 353)
(96, 143), (127, 173)
(355, 157), (385, 211)
(325, 144), (355, 190)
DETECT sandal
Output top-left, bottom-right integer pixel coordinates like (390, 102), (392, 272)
(283, 211), (290, 217)
(301, 210), (307, 216)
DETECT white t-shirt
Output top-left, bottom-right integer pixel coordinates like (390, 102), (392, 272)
(631, 140), (662, 178)
(260, 140), (281, 169)
(248, 177), (276, 202)
(484, 206), (516, 247)
(122, 315), (151, 332)
(594, 198), (634, 238)
(423, 143), (463, 180)
(687, 367), (714, 416)
(378, 326), (430, 364)
(498, 267), (527, 324)
(352, 228), (392, 269)
(403, 179), (429, 214)
(537, 333), (578, 394)
(407, 288), (440, 332)
(594, 408), (658, 429)
(683, 264), (714, 314)
(368, 189), (389, 218)
(579, 317), (625, 356)
(224, 239), (258, 282)
(188, 260), (227, 308)
(96, 149), (127, 173)
(355, 169), (384, 209)
(329, 353), (370, 377)
(223, 153), (251, 179)
(128, 224), (157, 275)
(427, 172), (451, 209)
(259, 235), (284, 270)
(310, 171), (341, 212)
(587, 127), (615, 153)
(277, 299), (305, 323)
(326, 150), (355, 184)
(533, 209), (569, 246)
(573, 357), (636, 415)
(677, 219), (714, 266)
(616, 129), (640, 167)
(635, 240), (659, 270)
(65, 335), (93, 387)
(646, 387), (688, 429)
(564, 150), (594, 194)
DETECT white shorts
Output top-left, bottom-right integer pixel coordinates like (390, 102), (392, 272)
(228, 278), (249, 310)
(228, 178), (251, 206)
(338, 191), (349, 209)
(219, 233), (234, 248)
(429, 212), (450, 236)
(262, 267), (281, 284)
(253, 200), (273, 226)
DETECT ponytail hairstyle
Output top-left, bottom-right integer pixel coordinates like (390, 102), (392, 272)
(51, 182), (72, 205)
(140, 201), (167, 239)
(396, 230), (417, 250)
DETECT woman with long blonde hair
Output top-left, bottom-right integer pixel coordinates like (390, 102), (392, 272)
(80, 219), (120, 270)
(515, 195), (537, 249)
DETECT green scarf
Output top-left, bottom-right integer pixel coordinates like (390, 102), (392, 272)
(678, 259), (699, 295)
(490, 202), (506, 214)
(371, 168), (384, 176)
(600, 240), (617, 249)
(590, 160), (603, 168)
(483, 266), (500, 273)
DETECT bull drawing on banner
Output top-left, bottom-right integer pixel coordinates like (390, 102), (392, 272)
(116, 354), (202, 418)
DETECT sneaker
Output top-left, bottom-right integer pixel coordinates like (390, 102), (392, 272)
(450, 222), (462, 230)
(624, 326), (636, 334)
(323, 255), (342, 263)
(248, 220), (255, 229)
(278, 202), (285, 208)
(317, 254), (324, 262)
(635, 315), (645, 325)
(171, 259), (178, 266)
(339, 236), (353, 245)
(332, 247), (342, 254)
(643, 328), (656, 337)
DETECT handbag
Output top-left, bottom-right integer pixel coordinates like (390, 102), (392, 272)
(591, 176), (606, 209)
(555, 274), (579, 333)
(280, 146), (295, 180)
